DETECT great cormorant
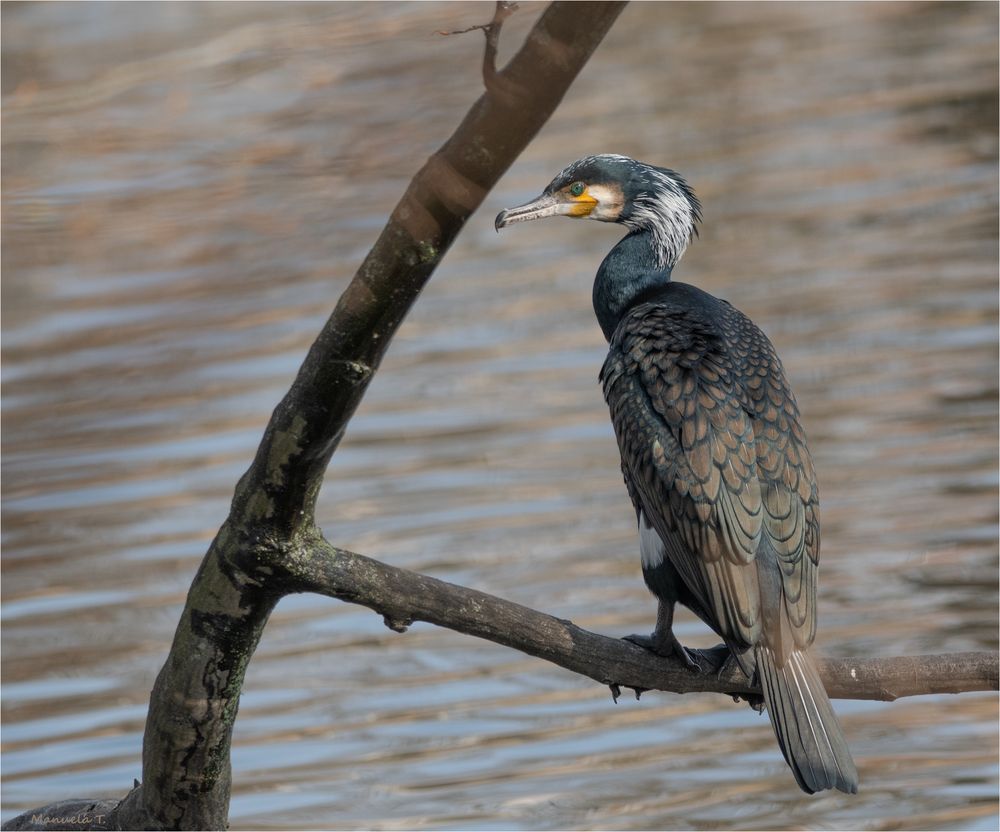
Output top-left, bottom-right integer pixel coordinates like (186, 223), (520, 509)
(495, 154), (858, 795)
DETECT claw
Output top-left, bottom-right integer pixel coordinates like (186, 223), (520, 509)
(715, 646), (765, 711)
(731, 689), (766, 712)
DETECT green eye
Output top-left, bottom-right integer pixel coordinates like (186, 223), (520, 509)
(569, 181), (586, 197)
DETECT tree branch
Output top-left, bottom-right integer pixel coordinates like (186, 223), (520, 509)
(8, 4), (997, 831)
(0, 6), (629, 831)
(232, 1), (628, 541)
(436, 1), (520, 90)
(279, 537), (1000, 703)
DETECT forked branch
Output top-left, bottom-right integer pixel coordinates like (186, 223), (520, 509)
(6, 4), (997, 831)
(2, 4), (630, 830)
(437, 1), (520, 89)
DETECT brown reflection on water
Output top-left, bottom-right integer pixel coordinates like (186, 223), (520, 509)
(2, 2), (997, 829)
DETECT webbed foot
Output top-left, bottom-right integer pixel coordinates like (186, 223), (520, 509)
(624, 631), (701, 672)
(714, 645), (765, 712)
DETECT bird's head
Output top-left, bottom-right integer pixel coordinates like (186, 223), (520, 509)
(495, 154), (701, 269)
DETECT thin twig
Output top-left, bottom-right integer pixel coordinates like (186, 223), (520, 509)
(438, 2), (520, 88)
(1, 6), (630, 831)
(436, 2), (519, 37)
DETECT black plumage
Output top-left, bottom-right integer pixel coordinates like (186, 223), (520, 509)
(496, 154), (858, 795)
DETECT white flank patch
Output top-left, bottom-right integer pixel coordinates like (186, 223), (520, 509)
(639, 510), (666, 569)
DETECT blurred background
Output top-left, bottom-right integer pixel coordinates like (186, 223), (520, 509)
(2, 2), (997, 829)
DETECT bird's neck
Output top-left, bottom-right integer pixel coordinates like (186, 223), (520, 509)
(592, 228), (674, 341)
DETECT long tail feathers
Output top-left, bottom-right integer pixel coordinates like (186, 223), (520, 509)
(756, 645), (859, 794)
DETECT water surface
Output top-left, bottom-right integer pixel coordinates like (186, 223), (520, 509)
(3, 2), (997, 829)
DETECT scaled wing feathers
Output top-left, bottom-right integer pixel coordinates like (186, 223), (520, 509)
(601, 302), (764, 646)
(601, 296), (821, 656)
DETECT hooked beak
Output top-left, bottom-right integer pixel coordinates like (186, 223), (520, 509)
(495, 192), (561, 231)
(496, 190), (595, 231)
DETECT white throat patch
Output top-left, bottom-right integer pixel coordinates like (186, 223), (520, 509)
(585, 183), (625, 221)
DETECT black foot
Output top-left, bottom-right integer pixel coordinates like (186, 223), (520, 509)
(624, 632), (702, 672)
(702, 643), (735, 671)
(731, 690), (766, 712)
(717, 647), (752, 679)
(714, 646), (765, 712)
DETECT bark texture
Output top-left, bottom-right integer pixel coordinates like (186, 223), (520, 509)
(3, 4), (629, 830)
(279, 541), (997, 703)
